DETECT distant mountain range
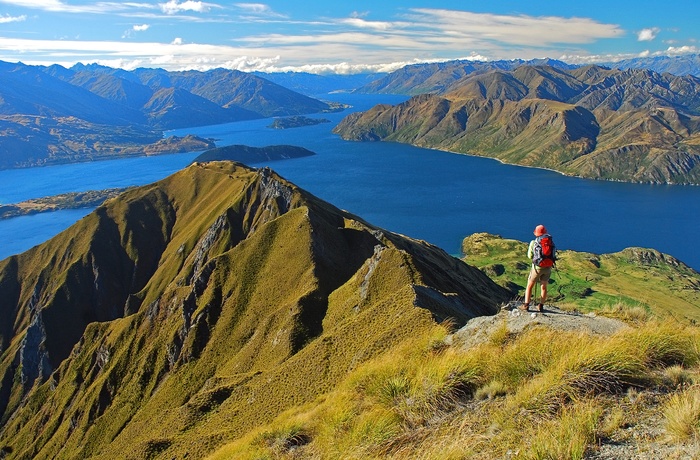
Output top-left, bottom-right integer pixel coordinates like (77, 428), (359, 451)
(4, 54), (700, 171)
(0, 61), (338, 168)
(603, 54), (700, 77)
(354, 58), (577, 95)
(334, 65), (700, 185)
(0, 161), (508, 458)
(352, 55), (700, 96)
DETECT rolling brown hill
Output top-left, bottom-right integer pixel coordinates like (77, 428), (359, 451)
(334, 65), (700, 184)
(0, 161), (509, 459)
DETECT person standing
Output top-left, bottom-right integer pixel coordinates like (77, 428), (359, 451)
(520, 225), (556, 312)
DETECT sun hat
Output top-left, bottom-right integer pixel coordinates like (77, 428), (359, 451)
(534, 225), (547, 236)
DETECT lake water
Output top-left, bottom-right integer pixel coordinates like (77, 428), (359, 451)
(1, 93), (699, 272)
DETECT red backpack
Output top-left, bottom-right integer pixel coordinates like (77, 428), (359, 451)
(532, 234), (555, 267)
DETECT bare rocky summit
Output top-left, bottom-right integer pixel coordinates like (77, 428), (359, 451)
(452, 302), (629, 350)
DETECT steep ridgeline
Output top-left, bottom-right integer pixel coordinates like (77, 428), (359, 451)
(605, 53), (700, 77)
(0, 162), (509, 459)
(334, 65), (700, 185)
(0, 61), (335, 168)
(354, 58), (576, 95)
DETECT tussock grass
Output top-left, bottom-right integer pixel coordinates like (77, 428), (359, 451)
(598, 302), (652, 324)
(526, 401), (602, 460)
(663, 385), (700, 442)
(663, 365), (696, 388)
(207, 318), (700, 460)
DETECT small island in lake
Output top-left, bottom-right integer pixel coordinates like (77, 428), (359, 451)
(193, 144), (315, 164)
(267, 116), (330, 129)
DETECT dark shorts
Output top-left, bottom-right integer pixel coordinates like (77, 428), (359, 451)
(529, 266), (552, 283)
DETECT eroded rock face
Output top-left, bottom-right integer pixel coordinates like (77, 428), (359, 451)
(19, 312), (52, 388)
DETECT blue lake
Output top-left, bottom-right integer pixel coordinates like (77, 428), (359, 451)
(1, 93), (699, 272)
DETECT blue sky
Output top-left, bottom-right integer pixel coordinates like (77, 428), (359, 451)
(0, 0), (697, 73)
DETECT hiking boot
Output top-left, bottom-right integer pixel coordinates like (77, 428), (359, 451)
(518, 303), (529, 311)
(536, 303), (544, 312)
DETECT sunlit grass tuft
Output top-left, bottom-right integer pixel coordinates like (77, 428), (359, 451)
(663, 385), (700, 442)
(598, 302), (652, 324)
(207, 319), (700, 460)
(526, 401), (602, 460)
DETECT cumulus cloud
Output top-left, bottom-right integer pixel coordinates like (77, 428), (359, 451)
(665, 45), (698, 55)
(0, 6), (661, 74)
(637, 27), (660, 41)
(122, 23), (150, 39)
(0, 14), (26, 23)
(159, 0), (212, 15)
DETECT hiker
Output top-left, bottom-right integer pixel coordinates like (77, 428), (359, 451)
(521, 224), (556, 312)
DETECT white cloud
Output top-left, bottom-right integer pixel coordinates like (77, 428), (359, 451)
(405, 8), (624, 47)
(339, 17), (395, 31)
(637, 27), (660, 42)
(0, 6), (680, 75)
(0, 0), (65, 10)
(233, 3), (286, 19)
(122, 23), (150, 39)
(159, 0), (213, 15)
(0, 14), (26, 23)
(664, 45), (698, 55)
(0, 0), (154, 14)
(234, 3), (268, 14)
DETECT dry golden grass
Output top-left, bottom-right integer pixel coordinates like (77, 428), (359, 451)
(663, 385), (700, 442)
(208, 316), (700, 460)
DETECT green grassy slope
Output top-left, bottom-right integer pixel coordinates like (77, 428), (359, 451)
(0, 162), (509, 459)
(462, 232), (700, 322)
(200, 233), (700, 460)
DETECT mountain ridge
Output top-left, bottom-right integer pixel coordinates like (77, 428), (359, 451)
(0, 61), (336, 169)
(0, 161), (509, 458)
(333, 65), (700, 184)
